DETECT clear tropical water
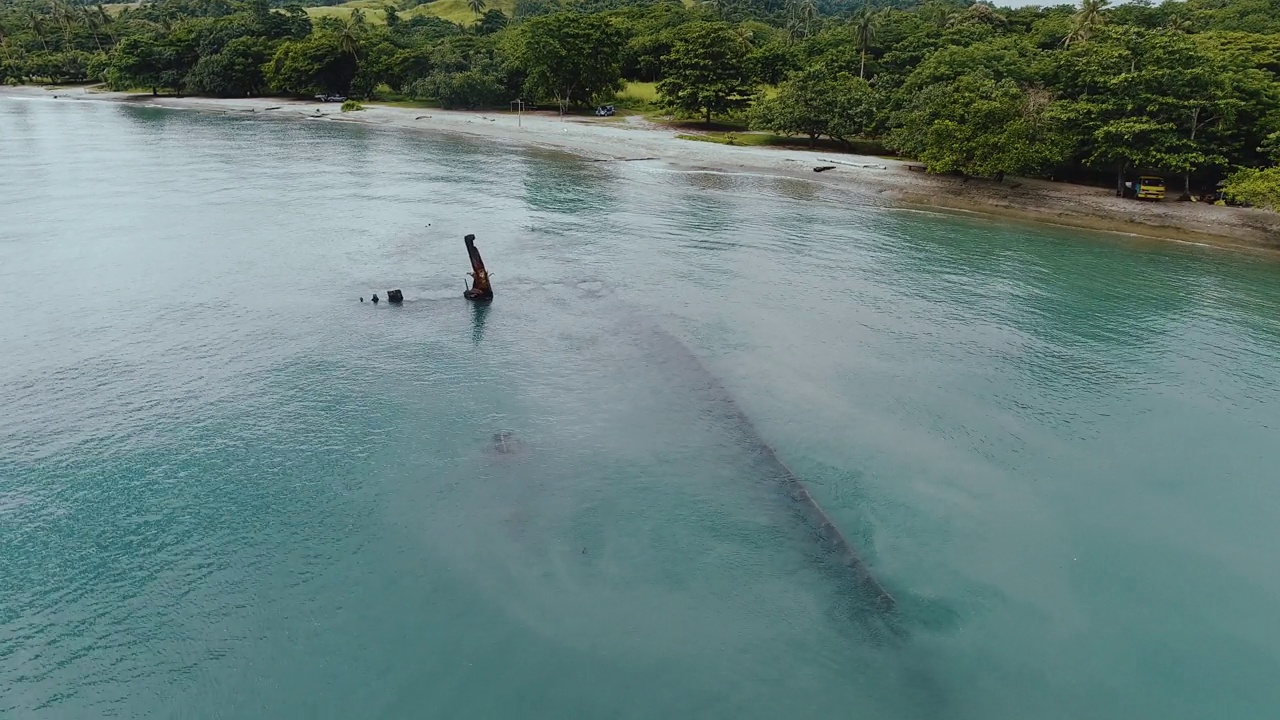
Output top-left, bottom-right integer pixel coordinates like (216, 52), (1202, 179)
(3, 96), (1280, 720)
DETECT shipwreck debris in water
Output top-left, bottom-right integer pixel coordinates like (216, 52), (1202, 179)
(463, 234), (494, 302)
(640, 321), (897, 612)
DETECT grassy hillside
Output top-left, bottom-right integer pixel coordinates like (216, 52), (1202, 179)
(303, 0), (518, 26)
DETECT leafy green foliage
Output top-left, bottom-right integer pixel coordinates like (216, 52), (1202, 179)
(264, 30), (354, 95)
(340, 98), (363, 109)
(890, 74), (1073, 178)
(475, 9), (510, 35)
(3, 0), (1280, 196)
(1262, 131), (1280, 163)
(749, 64), (876, 147)
(1222, 166), (1280, 210)
(185, 35), (271, 95)
(508, 12), (624, 111)
(105, 33), (192, 94)
(408, 59), (507, 108)
(658, 21), (757, 123)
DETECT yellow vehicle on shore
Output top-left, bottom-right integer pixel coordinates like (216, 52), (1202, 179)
(1123, 175), (1167, 200)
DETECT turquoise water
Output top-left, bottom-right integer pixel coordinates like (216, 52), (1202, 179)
(3, 96), (1280, 719)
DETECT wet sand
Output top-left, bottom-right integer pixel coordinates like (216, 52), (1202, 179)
(7, 84), (1279, 251)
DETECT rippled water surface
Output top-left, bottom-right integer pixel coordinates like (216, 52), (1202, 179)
(3, 96), (1280, 719)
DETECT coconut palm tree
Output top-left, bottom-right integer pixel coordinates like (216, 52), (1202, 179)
(918, 0), (950, 28)
(80, 6), (104, 52)
(1063, 0), (1108, 46)
(797, 0), (818, 38)
(24, 9), (50, 52)
(853, 3), (881, 79)
(701, 0), (726, 20)
(338, 16), (362, 60)
(1165, 13), (1191, 32)
(49, 0), (78, 47)
(467, 0), (486, 17)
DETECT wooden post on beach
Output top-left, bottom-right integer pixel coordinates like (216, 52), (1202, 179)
(463, 234), (494, 302)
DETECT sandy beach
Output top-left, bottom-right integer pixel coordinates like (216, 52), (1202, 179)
(7, 84), (1280, 251)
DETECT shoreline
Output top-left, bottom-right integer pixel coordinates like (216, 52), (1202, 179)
(6, 84), (1279, 253)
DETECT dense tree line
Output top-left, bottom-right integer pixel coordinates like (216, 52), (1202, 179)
(2, 0), (1279, 206)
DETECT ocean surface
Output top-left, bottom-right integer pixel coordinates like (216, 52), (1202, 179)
(2, 95), (1280, 720)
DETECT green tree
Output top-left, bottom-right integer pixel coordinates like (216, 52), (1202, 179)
(184, 34), (269, 96)
(1054, 27), (1260, 194)
(105, 33), (181, 94)
(509, 12), (625, 114)
(785, 0), (818, 41)
(467, 0), (487, 18)
(1261, 131), (1280, 162)
(337, 15), (362, 61)
(890, 74), (1073, 178)
(658, 21), (757, 124)
(476, 9), (509, 35)
(1064, 0), (1109, 46)
(412, 65), (505, 108)
(750, 64), (877, 147)
(852, 2), (881, 79)
(1082, 115), (1180, 192)
(264, 31), (354, 95)
(24, 8), (50, 52)
(1222, 166), (1280, 210)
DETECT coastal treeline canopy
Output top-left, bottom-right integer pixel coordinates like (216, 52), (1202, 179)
(2, 0), (1279, 203)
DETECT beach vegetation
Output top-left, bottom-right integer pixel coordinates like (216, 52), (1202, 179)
(507, 11), (624, 113)
(1223, 166), (1280, 210)
(3, 0), (1280, 205)
(750, 63), (875, 148)
(657, 21), (757, 124)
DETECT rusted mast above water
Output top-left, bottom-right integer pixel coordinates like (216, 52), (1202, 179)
(463, 234), (494, 301)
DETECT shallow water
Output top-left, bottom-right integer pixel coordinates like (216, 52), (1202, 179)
(3, 96), (1280, 719)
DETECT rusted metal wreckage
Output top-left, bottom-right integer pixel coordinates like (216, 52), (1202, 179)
(463, 234), (494, 302)
(463, 234), (893, 612)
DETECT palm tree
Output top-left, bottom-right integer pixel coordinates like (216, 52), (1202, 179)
(784, 0), (817, 39)
(1063, 0), (1108, 46)
(467, 0), (486, 17)
(24, 9), (50, 52)
(797, 0), (818, 38)
(701, 0), (726, 20)
(95, 3), (114, 37)
(853, 3), (881, 80)
(338, 16), (362, 60)
(918, 0), (950, 28)
(81, 6), (104, 52)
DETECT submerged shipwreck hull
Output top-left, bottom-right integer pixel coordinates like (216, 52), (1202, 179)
(463, 234), (494, 301)
(450, 230), (892, 611)
(635, 320), (897, 612)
